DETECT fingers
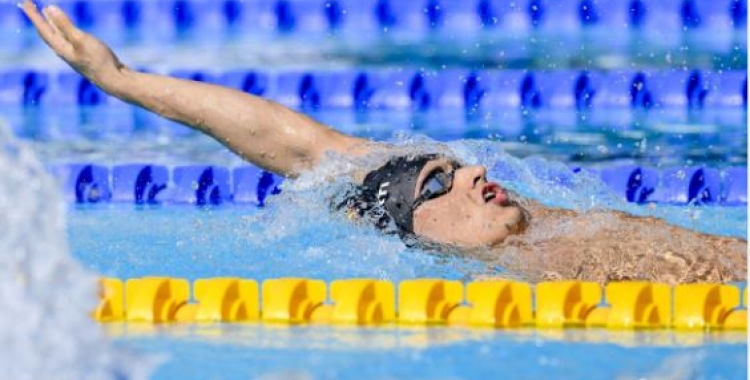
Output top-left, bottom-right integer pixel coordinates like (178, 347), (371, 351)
(44, 5), (84, 45)
(21, 0), (57, 43)
(21, 0), (75, 58)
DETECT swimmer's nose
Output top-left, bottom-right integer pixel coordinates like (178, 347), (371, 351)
(454, 165), (487, 189)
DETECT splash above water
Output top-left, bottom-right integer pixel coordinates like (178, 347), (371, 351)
(0, 122), (155, 379)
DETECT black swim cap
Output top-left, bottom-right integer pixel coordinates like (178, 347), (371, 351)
(360, 153), (439, 234)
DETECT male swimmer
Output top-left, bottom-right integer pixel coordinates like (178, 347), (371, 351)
(21, 1), (747, 284)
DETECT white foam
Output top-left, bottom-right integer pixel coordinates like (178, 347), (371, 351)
(0, 123), (155, 380)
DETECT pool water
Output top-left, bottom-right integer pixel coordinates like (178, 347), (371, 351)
(119, 325), (746, 380)
(12, 107), (749, 167)
(1, 0), (747, 379)
(60, 138), (746, 379)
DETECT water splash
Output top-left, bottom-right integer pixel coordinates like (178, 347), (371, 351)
(69, 133), (744, 285)
(0, 122), (155, 379)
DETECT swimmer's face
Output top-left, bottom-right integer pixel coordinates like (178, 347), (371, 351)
(412, 158), (528, 247)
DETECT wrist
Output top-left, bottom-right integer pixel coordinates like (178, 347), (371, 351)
(101, 66), (136, 99)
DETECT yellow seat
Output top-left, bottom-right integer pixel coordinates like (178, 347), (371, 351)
(320, 279), (396, 325)
(125, 277), (190, 323)
(460, 280), (533, 327)
(536, 281), (601, 328)
(192, 278), (259, 322)
(585, 282), (670, 329)
(674, 284), (741, 330)
(93, 278), (125, 322)
(262, 278), (326, 323)
(398, 279), (463, 324)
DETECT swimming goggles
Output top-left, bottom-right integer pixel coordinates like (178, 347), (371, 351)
(412, 164), (460, 209)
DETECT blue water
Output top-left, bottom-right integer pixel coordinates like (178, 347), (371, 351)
(64, 145), (746, 379)
(117, 325), (746, 380)
(1, 1), (747, 378)
(57, 133), (746, 379)
(11, 108), (748, 167)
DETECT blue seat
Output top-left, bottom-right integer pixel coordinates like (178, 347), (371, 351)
(49, 164), (112, 203)
(54, 0), (122, 32)
(371, 0), (425, 32)
(320, 71), (382, 109)
(0, 2), (29, 32)
(272, 0), (340, 33)
(651, 167), (721, 204)
(410, 0), (478, 31)
(487, 70), (541, 111)
(216, 70), (269, 96)
(232, 166), (283, 206)
(577, 0), (602, 27)
(272, 71), (325, 110)
(524, 0), (579, 31)
(112, 164), (169, 203)
(272, 0), (299, 33)
(1, 71), (50, 107)
(704, 70), (747, 108)
(120, 0), (144, 30)
(344, 71), (381, 110)
(172, 165), (230, 205)
(460, 70), (492, 114)
(426, 69), (471, 109)
(44, 72), (108, 107)
(273, 70), (383, 110)
(169, 70), (217, 84)
(371, 69), (470, 110)
(285, 0), (334, 33)
(0, 70), (28, 106)
(474, 0), (500, 28)
(679, 0), (737, 31)
(369, 70), (445, 111)
(633, 0), (682, 29)
(721, 167), (747, 205)
(322, 0), (380, 33)
(730, 0), (747, 29)
(533, 70), (605, 111)
(171, 0), (198, 34)
(147, 0), (220, 38)
(594, 70), (656, 109)
(599, 165), (658, 203)
(122, 0), (222, 36)
(646, 69), (721, 110)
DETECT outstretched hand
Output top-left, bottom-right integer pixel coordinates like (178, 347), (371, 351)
(21, 0), (126, 88)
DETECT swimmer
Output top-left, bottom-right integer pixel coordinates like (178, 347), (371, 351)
(22, 1), (746, 284)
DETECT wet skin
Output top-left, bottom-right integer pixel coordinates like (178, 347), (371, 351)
(412, 158), (528, 247)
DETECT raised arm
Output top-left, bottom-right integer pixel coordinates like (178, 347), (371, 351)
(21, 1), (370, 177)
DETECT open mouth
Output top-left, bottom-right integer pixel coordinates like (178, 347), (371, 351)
(482, 183), (508, 205)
